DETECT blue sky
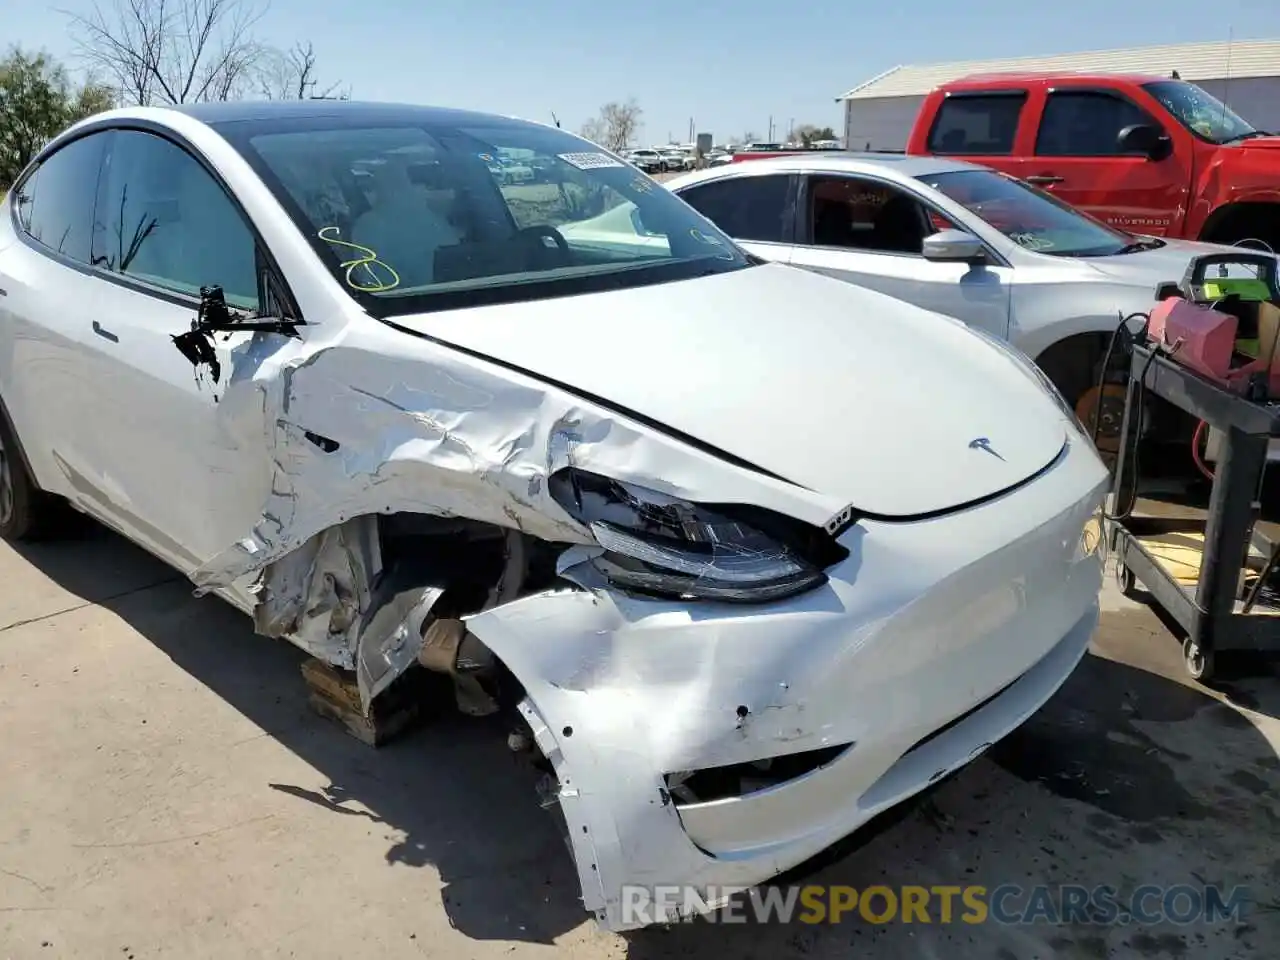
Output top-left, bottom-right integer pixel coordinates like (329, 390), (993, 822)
(18, 0), (1280, 144)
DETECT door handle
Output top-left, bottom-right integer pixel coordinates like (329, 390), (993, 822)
(92, 320), (119, 343)
(1025, 175), (1064, 185)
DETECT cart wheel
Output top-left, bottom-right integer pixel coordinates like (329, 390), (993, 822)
(1115, 562), (1138, 597)
(1183, 636), (1214, 682)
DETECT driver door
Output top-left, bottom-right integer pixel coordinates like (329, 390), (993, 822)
(71, 128), (278, 575)
(786, 174), (1012, 339)
(1027, 89), (1189, 235)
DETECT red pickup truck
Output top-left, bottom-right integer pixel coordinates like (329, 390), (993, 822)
(906, 72), (1280, 250)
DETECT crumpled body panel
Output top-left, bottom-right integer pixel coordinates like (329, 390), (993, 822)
(168, 305), (1105, 932)
(191, 316), (842, 599)
(463, 435), (1106, 929)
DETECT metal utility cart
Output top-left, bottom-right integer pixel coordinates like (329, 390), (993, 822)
(1109, 341), (1280, 681)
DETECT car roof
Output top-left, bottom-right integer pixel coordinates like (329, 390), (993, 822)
(164, 99), (547, 131)
(667, 152), (983, 188)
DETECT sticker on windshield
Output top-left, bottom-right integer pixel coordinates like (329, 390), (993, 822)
(558, 151), (626, 170)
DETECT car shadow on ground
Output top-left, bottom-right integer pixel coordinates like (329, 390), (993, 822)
(11, 524), (1280, 958)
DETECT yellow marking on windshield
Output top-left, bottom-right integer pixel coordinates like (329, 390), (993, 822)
(318, 226), (401, 293)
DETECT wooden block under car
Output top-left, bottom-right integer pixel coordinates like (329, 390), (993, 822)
(300, 657), (422, 747)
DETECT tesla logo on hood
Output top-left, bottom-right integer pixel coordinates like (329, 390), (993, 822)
(969, 437), (1005, 461)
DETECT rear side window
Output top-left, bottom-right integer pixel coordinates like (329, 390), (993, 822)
(927, 94), (1027, 155)
(13, 133), (108, 263)
(677, 175), (793, 243)
(93, 130), (259, 308)
(1035, 91), (1155, 156)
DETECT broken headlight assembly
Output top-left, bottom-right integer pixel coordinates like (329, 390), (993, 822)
(549, 468), (847, 603)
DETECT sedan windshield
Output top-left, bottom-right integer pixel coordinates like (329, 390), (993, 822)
(919, 169), (1141, 258)
(1141, 80), (1260, 144)
(223, 117), (749, 316)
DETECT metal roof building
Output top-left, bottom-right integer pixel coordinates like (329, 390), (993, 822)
(836, 39), (1280, 152)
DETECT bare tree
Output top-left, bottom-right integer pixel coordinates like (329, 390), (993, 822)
(788, 123), (837, 147)
(66, 0), (267, 105)
(578, 116), (605, 146)
(579, 99), (641, 153)
(256, 40), (345, 100)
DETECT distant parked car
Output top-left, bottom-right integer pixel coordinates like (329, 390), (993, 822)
(489, 155), (534, 185)
(659, 149), (692, 171)
(626, 149), (665, 173)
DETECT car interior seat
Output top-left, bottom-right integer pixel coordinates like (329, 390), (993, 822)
(812, 198), (851, 246)
(351, 157), (461, 290)
(866, 193), (928, 254)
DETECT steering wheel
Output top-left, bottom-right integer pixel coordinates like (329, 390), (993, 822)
(518, 224), (570, 263)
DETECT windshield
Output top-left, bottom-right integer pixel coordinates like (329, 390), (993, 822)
(1142, 80), (1259, 144)
(919, 169), (1143, 257)
(225, 118), (749, 316)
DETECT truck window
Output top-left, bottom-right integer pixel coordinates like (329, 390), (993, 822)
(926, 94), (1026, 155)
(1035, 91), (1156, 157)
(1141, 80), (1259, 144)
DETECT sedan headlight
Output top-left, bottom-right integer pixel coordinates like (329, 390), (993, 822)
(967, 326), (1089, 435)
(549, 468), (846, 603)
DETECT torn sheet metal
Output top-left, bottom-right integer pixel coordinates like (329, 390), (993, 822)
(178, 311), (842, 712)
(188, 314), (842, 599)
(252, 516), (381, 669)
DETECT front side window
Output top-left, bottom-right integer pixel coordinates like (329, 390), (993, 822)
(926, 94), (1026, 155)
(1036, 92), (1155, 157)
(921, 169), (1137, 257)
(1142, 80), (1259, 144)
(224, 120), (749, 317)
(92, 130), (259, 308)
(13, 133), (108, 263)
(677, 175), (793, 243)
(804, 176), (942, 255)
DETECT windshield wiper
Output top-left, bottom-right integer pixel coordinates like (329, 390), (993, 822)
(1114, 237), (1165, 255)
(1220, 130), (1269, 144)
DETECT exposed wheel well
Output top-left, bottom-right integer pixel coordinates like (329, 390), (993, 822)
(1033, 332), (1114, 407)
(1198, 202), (1280, 252)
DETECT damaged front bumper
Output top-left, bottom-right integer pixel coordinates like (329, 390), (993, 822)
(464, 437), (1107, 931)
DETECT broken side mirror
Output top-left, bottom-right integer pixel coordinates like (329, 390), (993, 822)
(1117, 124), (1172, 161)
(172, 285), (305, 384)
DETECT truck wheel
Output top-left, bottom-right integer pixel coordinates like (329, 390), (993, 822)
(0, 409), (61, 541)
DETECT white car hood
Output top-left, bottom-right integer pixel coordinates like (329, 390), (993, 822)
(1082, 236), (1274, 289)
(392, 263), (1068, 517)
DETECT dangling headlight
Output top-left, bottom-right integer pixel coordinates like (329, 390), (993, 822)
(549, 468), (846, 603)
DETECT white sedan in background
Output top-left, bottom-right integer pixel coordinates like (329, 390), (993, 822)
(0, 102), (1106, 931)
(666, 154), (1255, 450)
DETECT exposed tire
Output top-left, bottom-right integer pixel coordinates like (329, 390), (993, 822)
(0, 407), (64, 542)
(1036, 334), (1124, 464)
